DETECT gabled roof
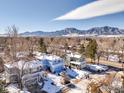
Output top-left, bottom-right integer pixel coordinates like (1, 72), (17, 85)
(4, 59), (43, 70)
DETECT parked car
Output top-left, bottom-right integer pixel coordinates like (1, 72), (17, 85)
(86, 64), (108, 72)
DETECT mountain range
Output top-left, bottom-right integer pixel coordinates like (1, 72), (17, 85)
(20, 26), (124, 37)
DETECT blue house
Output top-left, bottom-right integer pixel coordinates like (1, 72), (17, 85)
(38, 55), (64, 73)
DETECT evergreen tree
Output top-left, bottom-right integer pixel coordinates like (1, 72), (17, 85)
(0, 87), (7, 93)
(86, 39), (97, 62)
(0, 80), (7, 93)
(78, 44), (85, 56)
(39, 38), (47, 53)
(64, 42), (68, 53)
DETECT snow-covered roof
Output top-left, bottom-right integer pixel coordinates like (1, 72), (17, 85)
(67, 53), (81, 59)
(70, 61), (83, 65)
(35, 52), (63, 61)
(5, 84), (20, 93)
(17, 60), (43, 70)
(4, 60), (43, 70)
(36, 54), (64, 66)
(37, 54), (62, 61)
(16, 52), (29, 58)
(5, 54), (64, 71)
(42, 79), (61, 93)
(20, 91), (30, 93)
(66, 68), (78, 78)
(4, 64), (13, 68)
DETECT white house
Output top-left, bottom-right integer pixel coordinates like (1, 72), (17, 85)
(66, 53), (86, 69)
(4, 53), (65, 89)
(4, 60), (44, 86)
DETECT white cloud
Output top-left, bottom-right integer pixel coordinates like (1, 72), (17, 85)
(54, 0), (124, 20)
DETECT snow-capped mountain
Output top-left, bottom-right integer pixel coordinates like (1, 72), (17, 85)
(20, 26), (124, 37)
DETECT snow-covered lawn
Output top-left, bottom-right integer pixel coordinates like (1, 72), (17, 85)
(42, 68), (91, 93)
(5, 84), (30, 93)
(47, 73), (64, 87)
(73, 69), (90, 79)
(67, 79), (89, 93)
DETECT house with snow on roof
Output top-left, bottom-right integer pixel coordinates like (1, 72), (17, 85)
(4, 59), (44, 87)
(66, 52), (86, 69)
(36, 54), (64, 73)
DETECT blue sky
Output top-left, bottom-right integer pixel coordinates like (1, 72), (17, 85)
(0, 0), (124, 34)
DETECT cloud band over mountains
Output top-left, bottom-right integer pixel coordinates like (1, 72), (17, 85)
(54, 0), (124, 20)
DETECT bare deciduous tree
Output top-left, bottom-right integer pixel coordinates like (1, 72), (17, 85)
(26, 37), (37, 57)
(6, 25), (18, 63)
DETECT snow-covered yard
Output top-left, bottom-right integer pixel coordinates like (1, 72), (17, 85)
(2, 52), (124, 93)
(5, 84), (30, 93)
(67, 79), (89, 93)
(40, 68), (91, 93)
(47, 73), (63, 87)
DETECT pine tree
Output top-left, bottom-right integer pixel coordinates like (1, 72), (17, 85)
(64, 42), (68, 53)
(0, 80), (7, 93)
(0, 87), (7, 93)
(86, 39), (97, 62)
(78, 44), (85, 56)
(39, 38), (47, 53)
